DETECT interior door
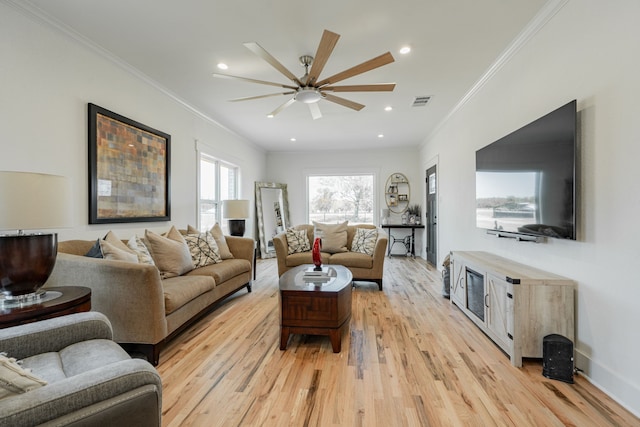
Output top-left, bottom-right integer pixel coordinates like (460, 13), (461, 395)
(426, 165), (437, 265)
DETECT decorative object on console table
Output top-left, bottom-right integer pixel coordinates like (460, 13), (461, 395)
(88, 103), (171, 224)
(223, 199), (250, 236)
(0, 171), (71, 306)
(380, 208), (390, 225)
(407, 204), (422, 225)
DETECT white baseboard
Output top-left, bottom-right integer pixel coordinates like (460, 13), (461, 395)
(575, 348), (640, 418)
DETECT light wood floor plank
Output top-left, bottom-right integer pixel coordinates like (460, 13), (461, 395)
(157, 257), (639, 426)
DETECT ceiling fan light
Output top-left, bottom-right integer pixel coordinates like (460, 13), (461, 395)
(295, 88), (322, 104)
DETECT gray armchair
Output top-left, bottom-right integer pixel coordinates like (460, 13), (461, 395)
(0, 312), (162, 427)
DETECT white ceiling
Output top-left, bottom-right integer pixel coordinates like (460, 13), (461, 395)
(22, 0), (546, 152)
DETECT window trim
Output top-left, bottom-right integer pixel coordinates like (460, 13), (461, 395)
(196, 144), (239, 232)
(305, 168), (379, 225)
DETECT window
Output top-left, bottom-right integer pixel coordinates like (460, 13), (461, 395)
(308, 174), (375, 224)
(198, 153), (238, 232)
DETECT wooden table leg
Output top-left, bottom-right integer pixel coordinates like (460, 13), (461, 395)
(280, 327), (290, 350)
(329, 327), (342, 353)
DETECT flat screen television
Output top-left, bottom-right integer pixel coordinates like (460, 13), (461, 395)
(476, 100), (577, 240)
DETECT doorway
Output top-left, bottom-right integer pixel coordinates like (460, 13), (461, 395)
(425, 165), (437, 266)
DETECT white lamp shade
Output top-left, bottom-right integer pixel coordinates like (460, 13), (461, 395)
(222, 199), (250, 219)
(0, 171), (72, 231)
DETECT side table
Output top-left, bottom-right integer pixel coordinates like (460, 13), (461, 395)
(0, 286), (91, 329)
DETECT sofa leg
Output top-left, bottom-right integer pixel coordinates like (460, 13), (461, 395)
(246, 282), (252, 293)
(376, 279), (383, 291)
(120, 343), (163, 366)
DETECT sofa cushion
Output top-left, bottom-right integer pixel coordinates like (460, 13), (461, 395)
(145, 226), (194, 279)
(286, 228), (310, 254)
(186, 259), (251, 284)
(162, 275), (216, 314)
(329, 251), (374, 269)
(184, 232), (221, 268)
(351, 227), (378, 256)
(313, 221), (348, 253)
(0, 354), (47, 400)
(127, 235), (155, 265)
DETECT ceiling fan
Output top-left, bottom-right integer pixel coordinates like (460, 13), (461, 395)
(213, 29), (396, 120)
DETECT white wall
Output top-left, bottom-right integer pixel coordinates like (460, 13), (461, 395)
(266, 148), (423, 254)
(0, 3), (266, 240)
(419, 0), (640, 416)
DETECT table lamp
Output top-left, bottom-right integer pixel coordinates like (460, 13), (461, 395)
(0, 171), (71, 305)
(222, 199), (250, 236)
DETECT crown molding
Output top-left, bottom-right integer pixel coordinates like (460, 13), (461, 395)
(3, 0), (259, 146)
(420, 0), (570, 150)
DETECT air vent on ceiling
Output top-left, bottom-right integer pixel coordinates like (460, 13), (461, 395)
(412, 96), (432, 107)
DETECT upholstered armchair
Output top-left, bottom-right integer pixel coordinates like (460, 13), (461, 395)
(0, 312), (162, 426)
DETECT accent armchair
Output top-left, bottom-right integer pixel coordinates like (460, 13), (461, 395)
(0, 312), (162, 426)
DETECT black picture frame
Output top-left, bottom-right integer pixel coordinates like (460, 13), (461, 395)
(88, 103), (171, 224)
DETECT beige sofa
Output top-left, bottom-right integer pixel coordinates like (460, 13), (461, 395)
(273, 224), (388, 290)
(44, 233), (253, 365)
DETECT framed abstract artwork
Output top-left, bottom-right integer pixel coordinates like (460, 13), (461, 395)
(88, 103), (171, 224)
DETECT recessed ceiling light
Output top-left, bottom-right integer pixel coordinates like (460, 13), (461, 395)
(290, 138), (296, 142)
(384, 106), (393, 112)
(217, 63), (228, 70)
(399, 46), (411, 55)
(267, 114), (274, 118)
(378, 134), (384, 138)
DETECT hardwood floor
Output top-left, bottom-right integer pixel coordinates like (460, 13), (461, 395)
(158, 257), (639, 426)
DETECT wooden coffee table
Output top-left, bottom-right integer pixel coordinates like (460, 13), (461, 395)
(279, 265), (353, 353)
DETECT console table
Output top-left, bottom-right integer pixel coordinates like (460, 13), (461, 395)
(450, 251), (574, 367)
(381, 224), (424, 257)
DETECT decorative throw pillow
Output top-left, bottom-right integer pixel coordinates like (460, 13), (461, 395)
(84, 239), (103, 258)
(351, 228), (378, 256)
(187, 224), (233, 259)
(0, 353), (47, 400)
(127, 235), (155, 265)
(313, 221), (348, 254)
(184, 232), (222, 268)
(145, 226), (194, 278)
(286, 228), (310, 255)
(209, 223), (234, 259)
(104, 231), (136, 254)
(99, 240), (139, 263)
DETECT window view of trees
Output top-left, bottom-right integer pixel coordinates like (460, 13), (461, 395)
(308, 175), (374, 224)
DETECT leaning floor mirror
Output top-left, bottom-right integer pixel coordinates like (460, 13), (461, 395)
(255, 182), (290, 259)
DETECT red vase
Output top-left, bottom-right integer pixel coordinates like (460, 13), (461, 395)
(312, 237), (322, 270)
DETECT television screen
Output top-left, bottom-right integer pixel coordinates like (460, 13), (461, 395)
(476, 100), (576, 240)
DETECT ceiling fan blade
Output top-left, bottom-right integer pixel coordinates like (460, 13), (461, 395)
(309, 102), (322, 120)
(229, 91), (295, 102)
(213, 73), (297, 89)
(315, 52), (395, 87)
(307, 30), (340, 86)
(243, 42), (302, 86)
(323, 93), (365, 111)
(322, 83), (396, 92)
(269, 98), (296, 117)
